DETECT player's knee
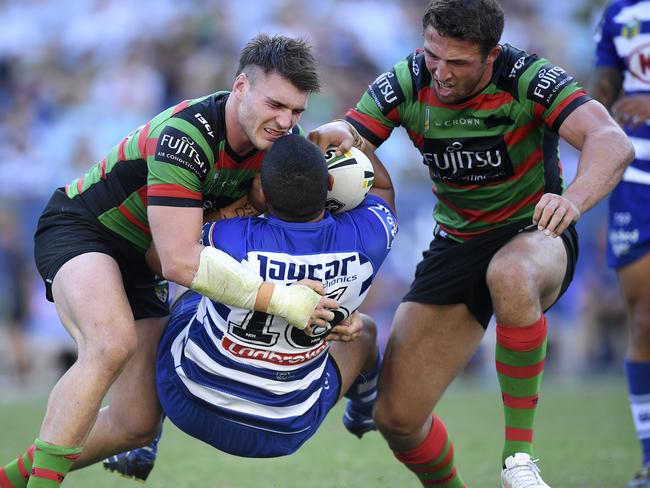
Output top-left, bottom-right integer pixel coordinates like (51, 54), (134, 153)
(629, 307), (650, 347)
(373, 399), (421, 440)
(486, 260), (539, 305)
(82, 328), (138, 374)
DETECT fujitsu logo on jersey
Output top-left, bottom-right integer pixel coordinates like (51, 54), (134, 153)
(422, 136), (514, 185)
(367, 69), (403, 115)
(194, 112), (214, 138)
(528, 63), (573, 108)
(159, 134), (206, 170)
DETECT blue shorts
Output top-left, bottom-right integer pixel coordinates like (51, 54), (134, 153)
(607, 181), (650, 269)
(156, 292), (342, 458)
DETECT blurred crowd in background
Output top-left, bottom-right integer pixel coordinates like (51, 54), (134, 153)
(0, 0), (626, 397)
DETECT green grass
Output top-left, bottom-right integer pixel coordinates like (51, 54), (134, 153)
(0, 375), (638, 487)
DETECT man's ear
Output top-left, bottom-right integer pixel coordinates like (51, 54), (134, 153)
(232, 73), (249, 99)
(327, 173), (334, 191)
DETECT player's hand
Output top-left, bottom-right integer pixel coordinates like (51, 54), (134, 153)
(612, 95), (650, 128)
(308, 120), (356, 156)
(326, 311), (363, 343)
(294, 279), (338, 332)
(532, 193), (581, 238)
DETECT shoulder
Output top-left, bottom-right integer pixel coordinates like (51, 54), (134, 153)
(492, 44), (542, 96)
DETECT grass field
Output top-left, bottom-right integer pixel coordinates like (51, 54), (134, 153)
(0, 374), (638, 487)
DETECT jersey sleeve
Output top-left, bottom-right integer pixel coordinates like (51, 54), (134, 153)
(594, 2), (626, 70)
(347, 195), (398, 271)
(345, 54), (416, 148)
(515, 55), (591, 133)
(147, 119), (213, 208)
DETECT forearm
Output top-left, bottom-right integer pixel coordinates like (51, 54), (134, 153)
(564, 126), (634, 213)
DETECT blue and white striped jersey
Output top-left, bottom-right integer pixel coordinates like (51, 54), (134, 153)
(164, 195), (397, 433)
(595, 0), (650, 182)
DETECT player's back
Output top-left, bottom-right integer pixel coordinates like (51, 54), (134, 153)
(159, 195), (396, 436)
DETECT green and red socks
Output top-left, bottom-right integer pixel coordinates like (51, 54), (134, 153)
(0, 445), (34, 488)
(496, 314), (547, 463)
(1, 439), (81, 488)
(393, 415), (466, 487)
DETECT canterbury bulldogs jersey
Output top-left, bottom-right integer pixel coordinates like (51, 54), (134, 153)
(595, 0), (650, 181)
(164, 195), (396, 433)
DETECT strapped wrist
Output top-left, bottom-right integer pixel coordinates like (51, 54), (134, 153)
(268, 284), (321, 330)
(190, 246), (262, 310)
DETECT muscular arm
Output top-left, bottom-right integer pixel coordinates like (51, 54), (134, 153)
(148, 205), (337, 328)
(533, 100), (634, 236)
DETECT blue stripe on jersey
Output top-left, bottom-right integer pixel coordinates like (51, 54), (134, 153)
(184, 320), (328, 382)
(179, 357), (327, 407)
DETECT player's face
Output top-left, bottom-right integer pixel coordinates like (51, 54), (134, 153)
(423, 25), (499, 104)
(235, 70), (308, 151)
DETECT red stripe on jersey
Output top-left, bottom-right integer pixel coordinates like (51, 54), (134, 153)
(502, 392), (539, 409)
(137, 122), (151, 158)
(496, 359), (545, 379)
(172, 100), (190, 115)
(137, 186), (148, 207)
(407, 128), (424, 148)
(99, 158), (107, 179)
(385, 106), (400, 124)
(437, 187), (543, 226)
(117, 137), (127, 161)
(346, 109), (392, 142)
(504, 119), (540, 148)
(505, 427), (533, 443)
(243, 151), (265, 170)
(145, 137), (159, 158)
(418, 86), (514, 111)
(513, 147), (543, 179)
(148, 184), (202, 200)
(76, 177), (84, 194)
(118, 204), (150, 234)
(545, 90), (586, 128)
(0, 468), (14, 488)
(30, 467), (64, 483)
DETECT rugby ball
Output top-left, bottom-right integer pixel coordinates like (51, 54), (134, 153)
(324, 146), (374, 213)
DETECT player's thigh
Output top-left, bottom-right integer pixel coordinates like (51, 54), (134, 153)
(51, 252), (135, 345)
(376, 302), (484, 426)
(488, 230), (568, 311)
(106, 316), (168, 429)
(328, 313), (377, 400)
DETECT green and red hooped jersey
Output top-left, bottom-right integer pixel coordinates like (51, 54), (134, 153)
(65, 92), (302, 253)
(346, 44), (590, 241)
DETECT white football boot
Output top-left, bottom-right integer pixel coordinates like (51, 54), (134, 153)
(501, 453), (550, 488)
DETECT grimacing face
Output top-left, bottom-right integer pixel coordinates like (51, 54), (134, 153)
(423, 25), (499, 104)
(236, 69), (309, 151)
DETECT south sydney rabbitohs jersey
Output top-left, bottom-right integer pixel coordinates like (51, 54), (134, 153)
(64, 92), (301, 253)
(167, 195), (397, 433)
(595, 0), (650, 182)
(346, 44), (590, 241)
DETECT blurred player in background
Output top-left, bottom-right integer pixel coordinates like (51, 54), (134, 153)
(310, 0), (634, 486)
(590, 2), (650, 486)
(0, 34), (338, 488)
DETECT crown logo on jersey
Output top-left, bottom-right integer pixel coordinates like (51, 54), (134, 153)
(622, 18), (641, 39)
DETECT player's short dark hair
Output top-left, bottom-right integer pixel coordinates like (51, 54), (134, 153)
(237, 34), (320, 92)
(422, 0), (504, 56)
(261, 135), (328, 222)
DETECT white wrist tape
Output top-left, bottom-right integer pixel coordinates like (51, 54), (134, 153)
(268, 284), (322, 330)
(190, 247), (262, 310)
